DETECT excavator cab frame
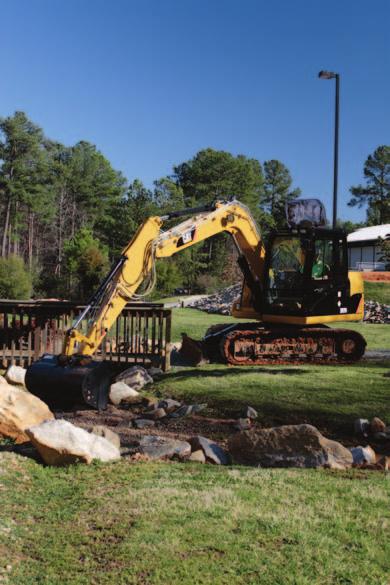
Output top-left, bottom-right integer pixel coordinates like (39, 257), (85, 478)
(262, 226), (362, 318)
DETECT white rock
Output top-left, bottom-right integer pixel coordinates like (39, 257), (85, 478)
(5, 365), (26, 385)
(26, 419), (121, 465)
(91, 425), (121, 449)
(0, 383), (54, 443)
(350, 445), (376, 465)
(109, 381), (140, 406)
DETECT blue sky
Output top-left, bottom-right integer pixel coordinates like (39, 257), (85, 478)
(1, 0), (389, 222)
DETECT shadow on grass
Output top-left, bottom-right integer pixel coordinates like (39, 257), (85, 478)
(166, 367), (307, 381)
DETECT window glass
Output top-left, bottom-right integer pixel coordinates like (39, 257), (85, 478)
(312, 239), (333, 279)
(269, 237), (305, 290)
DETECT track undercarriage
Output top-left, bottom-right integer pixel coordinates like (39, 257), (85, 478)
(181, 323), (366, 366)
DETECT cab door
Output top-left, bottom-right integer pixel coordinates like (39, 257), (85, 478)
(305, 233), (350, 316)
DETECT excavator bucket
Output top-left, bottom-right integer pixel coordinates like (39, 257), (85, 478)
(25, 355), (112, 411)
(180, 333), (208, 365)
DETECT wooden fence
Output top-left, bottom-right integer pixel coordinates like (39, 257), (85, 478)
(0, 300), (172, 371)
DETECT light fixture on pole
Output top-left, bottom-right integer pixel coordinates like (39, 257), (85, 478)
(318, 70), (340, 229)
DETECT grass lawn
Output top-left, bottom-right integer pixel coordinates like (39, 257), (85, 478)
(1, 309), (390, 584)
(1, 456), (389, 585)
(364, 281), (390, 305)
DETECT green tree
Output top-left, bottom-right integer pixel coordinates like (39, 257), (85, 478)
(44, 140), (126, 277)
(349, 146), (390, 224)
(153, 177), (185, 213)
(154, 260), (183, 296)
(378, 236), (390, 267)
(0, 255), (32, 299)
(263, 160), (301, 229)
(63, 228), (109, 300)
(173, 148), (264, 218)
(0, 111), (52, 264)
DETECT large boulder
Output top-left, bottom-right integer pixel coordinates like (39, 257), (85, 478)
(115, 366), (153, 391)
(26, 419), (121, 465)
(109, 382), (140, 406)
(228, 424), (353, 469)
(0, 383), (54, 443)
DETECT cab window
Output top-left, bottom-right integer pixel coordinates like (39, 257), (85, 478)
(268, 237), (305, 290)
(312, 239), (333, 280)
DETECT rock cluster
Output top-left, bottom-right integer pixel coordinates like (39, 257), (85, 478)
(364, 300), (390, 323)
(130, 397), (207, 428)
(188, 284), (241, 315)
(123, 434), (229, 464)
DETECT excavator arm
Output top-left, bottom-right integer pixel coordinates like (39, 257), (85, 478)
(65, 200), (265, 356)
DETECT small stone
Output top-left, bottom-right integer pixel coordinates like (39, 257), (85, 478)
(148, 407), (166, 420)
(109, 382), (140, 406)
(370, 417), (386, 434)
(189, 436), (230, 465)
(189, 449), (206, 463)
(138, 435), (191, 460)
(354, 418), (370, 436)
(133, 418), (156, 429)
(143, 397), (159, 409)
(191, 403), (207, 414)
(5, 365), (26, 385)
(169, 405), (193, 418)
(158, 398), (182, 413)
(148, 367), (164, 380)
(169, 403), (207, 418)
(245, 406), (258, 420)
(91, 425), (121, 449)
(115, 366), (153, 390)
(350, 445), (376, 465)
(234, 418), (251, 431)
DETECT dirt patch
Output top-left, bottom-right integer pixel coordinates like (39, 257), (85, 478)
(62, 406), (240, 450)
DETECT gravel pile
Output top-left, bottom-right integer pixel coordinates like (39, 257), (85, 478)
(189, 284), (242, 315)
(189, 283), (390, 324)
(364, 300), (390, 323)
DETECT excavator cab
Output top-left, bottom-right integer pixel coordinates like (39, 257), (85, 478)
(263, 227), (361, 318)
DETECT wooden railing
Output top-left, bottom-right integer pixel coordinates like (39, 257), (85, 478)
(0, 300), (172, 371)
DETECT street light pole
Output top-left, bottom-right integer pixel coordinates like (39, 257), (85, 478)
(318, 70), (340, 229)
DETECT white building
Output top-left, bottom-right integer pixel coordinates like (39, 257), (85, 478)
(347, 224), (390, 270)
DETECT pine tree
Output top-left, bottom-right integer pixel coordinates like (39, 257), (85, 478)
(349, 146), (390, 224)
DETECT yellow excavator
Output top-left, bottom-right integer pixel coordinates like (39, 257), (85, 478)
(25, 199), (365, 409)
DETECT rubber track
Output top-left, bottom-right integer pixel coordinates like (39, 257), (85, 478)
(216, 326), (366, 366)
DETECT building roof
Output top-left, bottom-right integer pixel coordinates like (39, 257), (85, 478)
(347, 224), (390, 243)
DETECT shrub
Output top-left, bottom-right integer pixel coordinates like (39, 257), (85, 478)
(0, 255), (32, 299)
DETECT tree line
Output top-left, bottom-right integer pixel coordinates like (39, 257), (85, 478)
(0, 111), (389, 300)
